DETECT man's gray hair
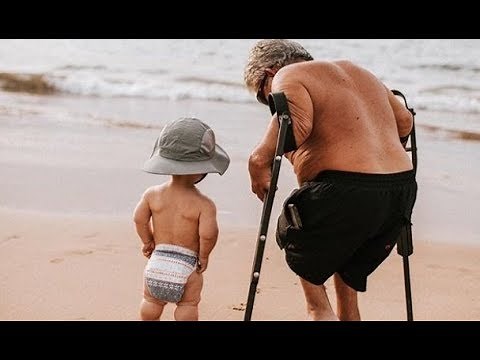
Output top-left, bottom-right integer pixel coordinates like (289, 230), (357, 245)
(244, 39), (314, 94)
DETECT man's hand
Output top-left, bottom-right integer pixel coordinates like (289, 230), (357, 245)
(250, 169), (271, 201)
(248, 154), (272, 201)
(247, 116), (279, 201)
(142, 242), (155, 259)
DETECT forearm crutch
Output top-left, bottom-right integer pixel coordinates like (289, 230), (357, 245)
(244, 92), (293, 321)
(392, 89), (418, 321)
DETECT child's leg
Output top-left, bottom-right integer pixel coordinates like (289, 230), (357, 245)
(140, 281), (167, 320)
(140, 299), (165, 320)
(174, 271), (203, 321)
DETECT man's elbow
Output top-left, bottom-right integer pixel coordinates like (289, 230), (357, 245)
(398, 111), (413, 137)
(248, 152), (269, 172)
(248, 153), (259, 172)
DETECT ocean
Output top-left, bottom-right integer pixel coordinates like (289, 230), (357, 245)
(1, 39), (480, 246)
(1, 39), (479, 132)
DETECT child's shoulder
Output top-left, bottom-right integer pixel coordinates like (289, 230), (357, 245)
(142, 183), (167, 198)
(194, 189), (216, 209)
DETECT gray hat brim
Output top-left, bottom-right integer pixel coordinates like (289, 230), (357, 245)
(143, 144), (230, 176)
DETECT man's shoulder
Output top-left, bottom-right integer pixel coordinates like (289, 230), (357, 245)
(277, 60), (340, 79)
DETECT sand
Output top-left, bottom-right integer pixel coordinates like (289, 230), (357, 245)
(1, 94), (479, 320)
(1, 208), (479, 321)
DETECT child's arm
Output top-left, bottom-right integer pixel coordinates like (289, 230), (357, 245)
(197, 199), (218, 273)
(133, 189), (155, 258)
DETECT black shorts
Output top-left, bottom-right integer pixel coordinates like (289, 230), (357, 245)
(276, 170), (417, 292)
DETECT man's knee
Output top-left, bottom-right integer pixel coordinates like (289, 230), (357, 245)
(305, 286), (327, 310)
(300, 278), (328, 307)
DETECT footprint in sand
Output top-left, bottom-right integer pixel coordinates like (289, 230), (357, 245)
(50, 258), (64, 264)
(67, 249), (94, 256)
(83, 232), (99, 239)
(426, 264), (445, 270)
(427, 264), (471, 275)
(456, 267), (471, 274)
(51, 249), (94, 263)
(54, 249), (95, 261)
(94, 244), (119, 253)
(1, 234), (20, 244)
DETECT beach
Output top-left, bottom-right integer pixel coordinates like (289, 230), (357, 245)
(1, 208), (479, 321)
(1, 92), (479, 321)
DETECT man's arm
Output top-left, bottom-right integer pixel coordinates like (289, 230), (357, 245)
(274, 76), (314, 150)
(387, 88), (414, 147)
(197, 198), (218, 273)
(248, 116), (279, 201)
(248, 74), (314, 201)
(133, 189), (155, 257)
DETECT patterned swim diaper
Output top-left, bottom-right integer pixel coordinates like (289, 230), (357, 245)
(144, 244), (198, 303)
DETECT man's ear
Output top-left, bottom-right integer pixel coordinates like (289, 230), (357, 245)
(265, 68), (277, 76)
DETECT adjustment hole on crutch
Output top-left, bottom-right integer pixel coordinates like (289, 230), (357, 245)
(253, 272), (260, 279)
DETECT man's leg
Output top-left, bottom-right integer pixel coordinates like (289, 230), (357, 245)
(299, 277), (338, 321)
(334, 273), (360, 321)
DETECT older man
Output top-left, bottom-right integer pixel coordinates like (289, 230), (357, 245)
(244, 39), (417, 320)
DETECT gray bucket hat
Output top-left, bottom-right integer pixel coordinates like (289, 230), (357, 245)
(143, 117), (230, 176)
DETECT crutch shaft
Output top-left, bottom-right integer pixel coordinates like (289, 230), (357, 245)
(244, 115), (290, 321)
(393, 89), (417, 321)
(402, 255), (414, 321)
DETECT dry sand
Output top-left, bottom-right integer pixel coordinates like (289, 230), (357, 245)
(1, 208), (479, 320)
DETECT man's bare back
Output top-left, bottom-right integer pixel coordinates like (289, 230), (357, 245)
(272, 60), (413, 183)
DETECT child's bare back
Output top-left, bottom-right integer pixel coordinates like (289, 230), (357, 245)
(148, 179), (215, 254)
(133, 117), (229, 321)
